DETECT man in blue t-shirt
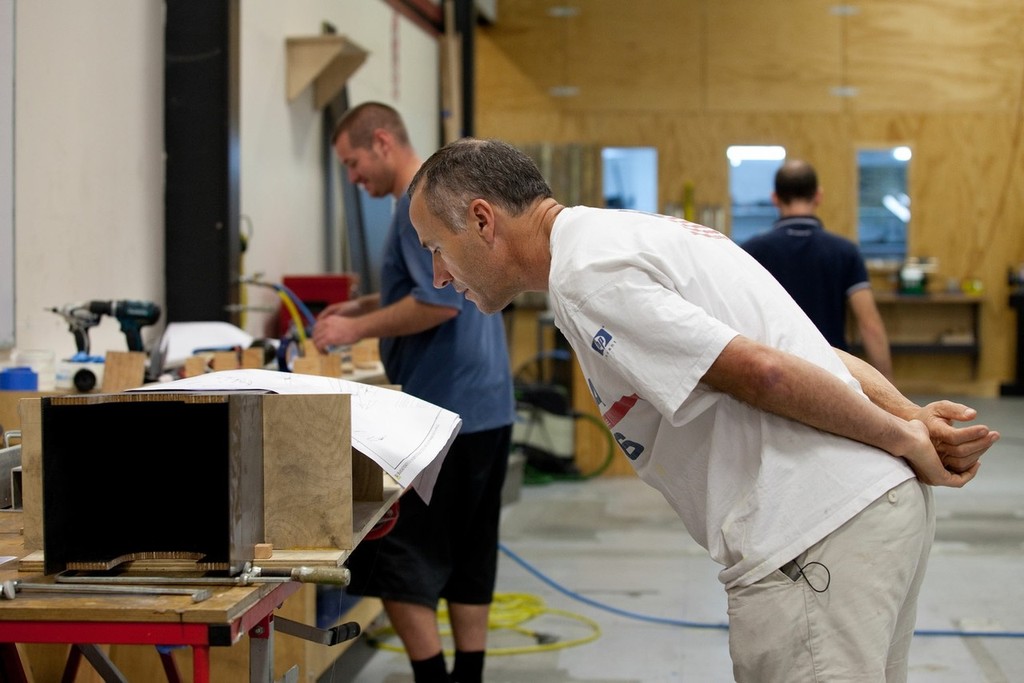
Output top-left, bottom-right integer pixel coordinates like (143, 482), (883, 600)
(313, 102), (515, 683)
(742, 159), (894, 380)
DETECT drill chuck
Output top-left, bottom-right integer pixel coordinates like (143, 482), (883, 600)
(86, 300), (161, 352)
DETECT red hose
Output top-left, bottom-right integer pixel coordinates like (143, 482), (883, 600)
(364, 501), (400, 540)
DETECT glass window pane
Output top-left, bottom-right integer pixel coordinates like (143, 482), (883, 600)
(727, 145), (785, 244)
(857, 147), (910, 263)
(602, 147), (658, 213)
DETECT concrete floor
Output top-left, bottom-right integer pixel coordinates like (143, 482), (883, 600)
(323, 394), (1024, 682)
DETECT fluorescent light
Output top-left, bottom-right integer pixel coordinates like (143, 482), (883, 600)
(548, 85), (579, 97)
(726, 145), (786, 166)
(830, 86), (859, 98)
(882, 194), (911, 223)
(547, 6), (581, 18)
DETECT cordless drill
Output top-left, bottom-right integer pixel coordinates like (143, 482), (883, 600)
(86, 300), (161, 352)
(48, 303), (103, 355)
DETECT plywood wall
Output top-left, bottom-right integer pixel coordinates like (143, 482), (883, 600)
(475, 0), (1024, 399)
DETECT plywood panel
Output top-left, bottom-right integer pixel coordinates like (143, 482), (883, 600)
(483, 0), (1024, 115)
(479, 0), (703, 113)
(705, 0), (843, 112)
(848, 0), (1024, 111)
(560, 0), (702, 112)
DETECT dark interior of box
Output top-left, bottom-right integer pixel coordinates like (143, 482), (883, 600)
(41, 400), (235, 574)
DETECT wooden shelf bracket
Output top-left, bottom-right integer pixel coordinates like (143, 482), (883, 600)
(286, 35), (369, 109)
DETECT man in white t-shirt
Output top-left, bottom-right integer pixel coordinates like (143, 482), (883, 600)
(406, 138), (1000, 682)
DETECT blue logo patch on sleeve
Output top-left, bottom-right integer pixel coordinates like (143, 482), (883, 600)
(591, 328), (612, 355)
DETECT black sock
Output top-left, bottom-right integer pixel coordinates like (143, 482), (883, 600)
(451, 649), (484, 683)
(410, 652), (449, 683)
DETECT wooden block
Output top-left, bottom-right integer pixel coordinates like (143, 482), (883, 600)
(352, 449), (384, 501)
(182, 355), (207, 377)
(19, 398), (43, 552)
(0, 390), (58, 433)
(320, 354), (342, 378)
(291, 356), (322, 376)
(262, 393), (353, 550)
(253, 542), (273, 559)
(352, 338), (380, 368)
(241, 347), (264, 369)
(101, 351), (147, 392)
(302, 339), (321, 358)
(211, 350), (239, 371)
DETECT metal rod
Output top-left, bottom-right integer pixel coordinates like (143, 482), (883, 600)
(54, 565), (350, 588)
(56, 573), (286, 587)
(3, 579), (210, 602)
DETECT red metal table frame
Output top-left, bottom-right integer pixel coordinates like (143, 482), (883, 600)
(0, 581), (301, 683)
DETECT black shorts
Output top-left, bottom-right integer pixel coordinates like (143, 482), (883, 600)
(344, 425), (512, 608)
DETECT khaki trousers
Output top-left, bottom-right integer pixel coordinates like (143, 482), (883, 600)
(727, 478), (935, 683)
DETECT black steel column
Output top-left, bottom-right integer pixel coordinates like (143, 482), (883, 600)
(1001, 290), (1024, 396)
(456, 0), (474, 137)
(164, 0), (240, 324)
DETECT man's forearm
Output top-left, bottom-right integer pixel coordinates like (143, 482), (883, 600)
(704, 337), (918, 458)
(360, 294), (458, 338)
(837, 348), (917, 420)
(860, 332), (894, 382)
(355, 292), (382, 314)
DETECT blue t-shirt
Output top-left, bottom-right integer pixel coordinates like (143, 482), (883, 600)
(741, 216), (870, 350)
(377, 193), (515, 433)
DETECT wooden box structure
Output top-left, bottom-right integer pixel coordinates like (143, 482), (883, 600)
(18, 391), (384, 575)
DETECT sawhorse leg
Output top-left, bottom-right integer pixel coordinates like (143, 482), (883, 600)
(192, 645), (210, 683)
(0, 643), (29, 683)
(248, 613), (297, 683)
(72, 645), (128, 683)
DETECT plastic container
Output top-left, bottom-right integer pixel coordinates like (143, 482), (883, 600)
(13, 349), (56, 391)
(0, 366), (38, 390)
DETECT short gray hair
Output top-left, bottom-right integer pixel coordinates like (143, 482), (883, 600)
(409, 138), (552, 232)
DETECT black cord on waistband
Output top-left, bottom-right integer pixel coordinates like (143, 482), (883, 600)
(794, 560), (831, 593)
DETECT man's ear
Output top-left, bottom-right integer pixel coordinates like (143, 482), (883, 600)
(469, 199), (496, 244)
(372, 128), (392, 154)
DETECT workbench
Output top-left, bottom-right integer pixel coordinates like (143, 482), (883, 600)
(0, 473), (403, 682)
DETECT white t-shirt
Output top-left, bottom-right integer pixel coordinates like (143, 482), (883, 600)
(547, 206), (913, 588)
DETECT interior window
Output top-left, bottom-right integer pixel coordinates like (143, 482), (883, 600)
(727, 145), (786, 245)
(857, 147), (910, 263)
(602, 147), (658, 213)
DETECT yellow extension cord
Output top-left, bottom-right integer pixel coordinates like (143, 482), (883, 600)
(277, 290), (307, 347)
(364, 592), (602, 657)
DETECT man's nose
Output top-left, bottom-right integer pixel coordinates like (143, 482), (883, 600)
(432, 254), (452, 289)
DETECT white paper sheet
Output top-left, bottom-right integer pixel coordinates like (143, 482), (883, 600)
(127, 369), (462, 503)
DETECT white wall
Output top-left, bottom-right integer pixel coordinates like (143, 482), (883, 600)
(7, 0), (439, 361)
(0, 0), (15, 350)
(240, 0), (439, 338)
(12, 1), (164, 360)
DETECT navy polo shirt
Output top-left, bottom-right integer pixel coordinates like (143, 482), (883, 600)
(741, 216), (870, 351)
